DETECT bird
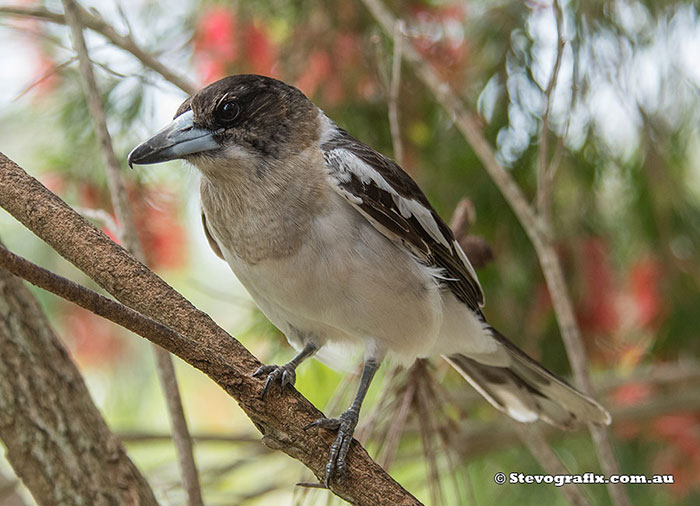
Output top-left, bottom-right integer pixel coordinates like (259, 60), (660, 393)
(128, 74), (611, 486)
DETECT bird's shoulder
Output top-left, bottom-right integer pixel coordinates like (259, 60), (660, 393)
(319, 116), (485, 310)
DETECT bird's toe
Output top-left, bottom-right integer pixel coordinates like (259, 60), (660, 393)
(253, 364), (297, 399)
(305, 410), (359, 487)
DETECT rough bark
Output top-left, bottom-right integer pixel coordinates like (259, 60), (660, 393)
(0, 153), (419, 505)
(61, 1), (202, 501)
(0, 258), (158, 505)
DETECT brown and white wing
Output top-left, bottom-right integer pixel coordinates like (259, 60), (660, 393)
(321, 126), (484, 312)
(201, 211), (225, 260)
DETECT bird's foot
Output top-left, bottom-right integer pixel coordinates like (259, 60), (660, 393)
(252, 363), (297, 399)
(304, 409), (359, 487)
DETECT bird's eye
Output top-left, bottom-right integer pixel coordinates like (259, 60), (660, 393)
(216, 101), (240, 123)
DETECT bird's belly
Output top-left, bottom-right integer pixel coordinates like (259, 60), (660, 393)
(219, 204), (444, 362)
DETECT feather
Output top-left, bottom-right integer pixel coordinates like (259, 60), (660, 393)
(320, 119), (484, 310)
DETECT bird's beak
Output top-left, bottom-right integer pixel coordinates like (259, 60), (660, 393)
(127, 110), (220, 168)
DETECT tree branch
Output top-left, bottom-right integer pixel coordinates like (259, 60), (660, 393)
(0, 247), (158, 506)
(536, 0), (566, 225)
(0, 4), (196, 94)
(0, 153), (420, 505)
(0, 244), (203, 363)
(388, 20), (405, 167)
(60, 1), (202, 502)
(358, 2), (631, 505)
(513, 424), (592, 506)
(61, 0), (142, 261)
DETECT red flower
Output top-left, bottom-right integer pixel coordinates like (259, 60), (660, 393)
(628, 258), (663, 328)
(194, 7), (238, 83)
(243, 22), (278, 77)
(611, 382), (654, 407)
(62, 305), (126, 367)
(296, 49), (332, 98)
(578, 238), (619, 334)
(132, 187), (187, 270)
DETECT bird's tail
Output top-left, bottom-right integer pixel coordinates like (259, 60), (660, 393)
(445, 329), (610, 430)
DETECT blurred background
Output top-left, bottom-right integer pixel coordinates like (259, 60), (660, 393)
(0, 0), (699, 504)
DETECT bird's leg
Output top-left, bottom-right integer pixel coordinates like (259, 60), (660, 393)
(253, 342), (317, 399)
(305, 359), (380, 487)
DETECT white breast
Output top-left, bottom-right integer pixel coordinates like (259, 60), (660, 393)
(216, 192), (445, 365)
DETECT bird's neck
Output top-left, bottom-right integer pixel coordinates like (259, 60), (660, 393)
(199, 148), (329, 264)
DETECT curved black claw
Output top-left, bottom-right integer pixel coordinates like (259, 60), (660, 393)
(252, 364), (297, 399)
(304, 410), (359, 487)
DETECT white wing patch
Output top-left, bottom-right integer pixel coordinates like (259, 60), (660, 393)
(454, 239), (483, 303)
(324, 147), (452, 250)
(319, 110), (485, 308)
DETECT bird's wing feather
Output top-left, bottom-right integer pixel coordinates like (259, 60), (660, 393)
(201, 211), (225, 260)
(321, 126), (484, 310)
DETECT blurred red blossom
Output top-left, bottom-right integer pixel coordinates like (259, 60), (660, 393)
(577, 237), (620, 335)
(39, 172), (66, 195)
(408, 2), (469, 84)
(610, 381), (654, 438)
(294, 30), (367, 106)
(296, 49), (332, 98)
(132, 186), (187, 270)
(611, 389), (700, 497)
(570, 237), (665, 367)
(628, 258), (663, 329)
(194, 6), (238, 83)
(611, 381), (655, 407)
(194, 7), (279, 84)
(651, 414), (700, 496)
(243, 21), (278, 77)
(62, 305), (126, 367)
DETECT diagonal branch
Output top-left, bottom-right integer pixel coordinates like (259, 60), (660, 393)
(0, 244), (201, 360)
(536, 0), (566, 225)
(61, 0), (142, 258)
(388, 20), (405, 167)
(0, 153), (420, 506)
(0, 243), (159, 506)
(61, 1), (202, 502)
(513, 424), (592, 506)
(0, 4), (196, 94)
(358, 2), (631, 506)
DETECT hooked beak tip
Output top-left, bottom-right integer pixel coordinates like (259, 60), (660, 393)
(126, 110), (219, 167)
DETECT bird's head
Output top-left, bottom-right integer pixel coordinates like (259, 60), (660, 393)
(127, 74), (318, 175)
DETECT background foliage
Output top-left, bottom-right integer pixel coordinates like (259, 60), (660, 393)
(1, 0), (699, 504)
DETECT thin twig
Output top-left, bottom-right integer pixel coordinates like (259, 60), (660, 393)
(73, 206), (120, 239)
(61, 1), (202, 503)
(547, 7), (580, 192)
(359, 2), (631, 506)
(0, 4), (196, 94)
(0, 245), (202, 358)
(389, 20), (405, 166)
(61, 0), (142, 259)
(118, 431), (261, 444)
(514, 424), (593, 506)
(379, 375), (415, 470)
(14, 55), (77, 100)
(536, 0), (566, 226)
(449, 198), (475, 239)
